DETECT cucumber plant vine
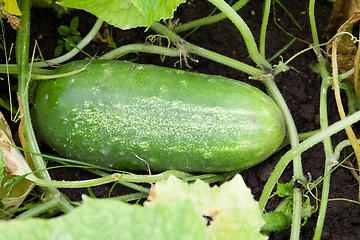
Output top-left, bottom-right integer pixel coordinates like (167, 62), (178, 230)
(0, 0), (359, 239)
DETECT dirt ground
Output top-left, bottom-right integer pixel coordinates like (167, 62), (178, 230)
(2, 0), (360, 239)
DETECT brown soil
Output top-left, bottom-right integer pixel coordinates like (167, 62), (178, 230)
(2, 0), (360, 239)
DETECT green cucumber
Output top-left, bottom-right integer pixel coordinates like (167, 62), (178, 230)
(31, 60), (285, 173)
(261, 212), (290, 232)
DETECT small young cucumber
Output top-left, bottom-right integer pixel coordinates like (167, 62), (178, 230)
(261, 212), (291, 232)
(31, 60), (286, 173)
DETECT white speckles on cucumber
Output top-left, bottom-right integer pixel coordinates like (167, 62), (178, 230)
(159, 85), (168, 94)
(69, 96), (266, 158)
(100, 145), (111, 155)
(61, 117), (68, 124)
(191, 115), (202, 121)
(138, 141), (150, 151)
(91, 86), (101, 94)
(179, 80), (187, 86)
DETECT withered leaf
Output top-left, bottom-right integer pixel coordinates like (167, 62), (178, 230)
(0, 4), (22, 30)
(325, 0), (360, 39)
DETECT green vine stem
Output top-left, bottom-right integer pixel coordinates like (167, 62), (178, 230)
(15, 196), (70, 220)
(114, 192), (147, 202)
(173, 0), (249, 33)
(28, 169), (229, 189)
(0, 19), (102, 74)
(0, 44), (180, 77)
(206, 0), (271, 70)
(263, 76), (304, 240)
(0, 64), (52, 75)
(333, 139), (360, 161)
(99, 44), (181, 60)
(308, 0), (334, 239)
(150, 22), (263, 76)
(14, 0), (47, 182)
(114, 181), (150, 195)
(16, 0), (73, 213)
(32, 18), (104, 68)
(16, 0), (48, 182)
(86, 169), (151, 194)
(258, 110), (360, 210)
(313, 70), (333, 240)
(260, 0), (271, 58)
(264, 78), (304, 180)
(31, 170), (193, 188)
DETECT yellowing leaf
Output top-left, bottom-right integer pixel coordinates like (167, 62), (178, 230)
(3, 0), (22, 16)
(0, 176), (34, 219)
(0, 111), (35, 219)
(0, 112), (36, 181)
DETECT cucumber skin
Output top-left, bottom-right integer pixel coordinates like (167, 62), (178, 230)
(31, 60), (286, 173)
(261, 212), (290, 232)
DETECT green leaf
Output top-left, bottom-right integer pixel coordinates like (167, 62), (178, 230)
(57, 25), (71, 36)
(69, 16), (79, 31)
(57, 0), (186, 29)
(0, 175), (267, 238)
(146, 175), (267, 239)
(71, 29), (81, 36)
(69, 35), (83, 43)
(301, 197), (314, 225)
(275, 180), (294, 198)
(0, 197), (206, 239)
(64, 38), (73, 51)
(54, 45), (64, 57)
(63, 36), (82, 51)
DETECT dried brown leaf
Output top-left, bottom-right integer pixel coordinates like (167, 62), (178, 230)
(327, 12), (360, 83)
(325, 0), (360, 39)
(0, 4), (22, 30)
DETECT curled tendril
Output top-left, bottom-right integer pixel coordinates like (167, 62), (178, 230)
(173, 39), (193, 68)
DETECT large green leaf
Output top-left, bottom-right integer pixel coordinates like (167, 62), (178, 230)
(57, 0), (186, 29)
(0, 197), (205, 240)
(0, 175), (267, 239)
(146, 175), (268, 240)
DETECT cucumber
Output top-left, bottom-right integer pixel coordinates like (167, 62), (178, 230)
(261, 212), (290, 232)
(31, 60), (285, 173)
